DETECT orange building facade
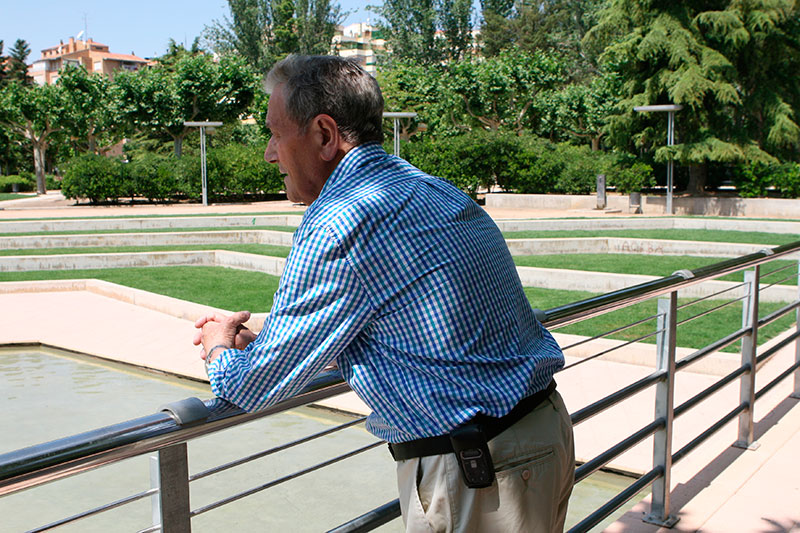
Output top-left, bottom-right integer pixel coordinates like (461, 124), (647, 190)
(28, 37), (148, 85)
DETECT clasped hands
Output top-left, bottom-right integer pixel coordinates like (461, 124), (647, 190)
(193, 310), (257, 366)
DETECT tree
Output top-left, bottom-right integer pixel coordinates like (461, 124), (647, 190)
(438, 0), (475, 60)
(538, 70), (619, 149)
(587, 0), (800, 193)
(0, 81), (68, 193)
(58, 66), (123, 154)
(203, 0), (341, 73)
(374, 0), (440, 64)
(115, 53), (258, 157)
(7, 39), (32, 84)
(295, 0), (341, 55)
(204, 0), (274, 74)
(479, 0), (515, 56)
(447, 50), (564, 134)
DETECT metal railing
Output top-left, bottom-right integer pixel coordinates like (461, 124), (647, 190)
(2, 241), (799, 532)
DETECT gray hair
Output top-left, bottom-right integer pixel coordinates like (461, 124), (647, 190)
(264, 55), (384, 145)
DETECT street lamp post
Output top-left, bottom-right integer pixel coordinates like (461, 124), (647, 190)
(382, 112), (417, 156)
(633, 105), (683, 215)
(184, 121), (223, 206)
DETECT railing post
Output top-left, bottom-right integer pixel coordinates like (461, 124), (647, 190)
(644, 293), (679, 527)
(734, 268), (760, 449)
(154, 443), (192, 532)
(793, 260), (800, 400)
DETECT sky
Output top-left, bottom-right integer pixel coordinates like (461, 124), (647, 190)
(0, 0), (376, 62)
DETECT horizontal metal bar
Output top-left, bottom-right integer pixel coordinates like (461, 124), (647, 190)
(29, 487), (158, 532)
(575, 419), (663, 483)
(676, 295), (746, 328)
(756, 329), (800, 366)
(558, 312), (663, 352)
(758, 300), (800, 329)
(672, 403), (748, 465)
(326, 499), (402, 533)
(190, 416), (367, 482)
(676, 282), (746, 310)
(561, 328), (664, 372)
(758, 272), (798, 291)
(542, 240), (800, 329)
(0, 371), (349, 496)
(191, 441), (385, 517)
(759, 261), (798, 280)
(674, 364), (749, 419)
(571, 371), (665, 426)
(676, 327), (749, 372)
(754, 356), (800, 401)
(567, 467), (662, 533)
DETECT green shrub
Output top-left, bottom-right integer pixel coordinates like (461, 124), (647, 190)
(731, 161), (800, 198)
(0, 174), (35, 193)
(506, 138), (609, 194)
(207, 143), (283, 198)
(128, 153), (180, 202)
(45, 174), (61, 190)
(607, 157), (655, 194)
(405, 131), (520, 198)
(62, 154), (128, 203)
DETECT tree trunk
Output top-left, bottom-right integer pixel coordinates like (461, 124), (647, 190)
(33, 140), (47, 195)
(174, 137), (183, 158)
(686, 163), (707, 195)
(591, 137), (600, 151)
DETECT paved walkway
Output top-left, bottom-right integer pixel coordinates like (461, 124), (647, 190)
(1, 193), (799, 532)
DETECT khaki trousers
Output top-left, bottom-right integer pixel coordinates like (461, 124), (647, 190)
(396, 391), (574, 533)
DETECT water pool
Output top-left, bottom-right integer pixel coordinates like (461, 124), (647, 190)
(1, 348), (645, 532)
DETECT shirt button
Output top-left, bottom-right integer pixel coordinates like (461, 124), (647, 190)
(521, 469), (531, 481)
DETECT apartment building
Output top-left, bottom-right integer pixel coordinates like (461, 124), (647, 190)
(28, 37), (148, 85)
(332, 23), (385, 76)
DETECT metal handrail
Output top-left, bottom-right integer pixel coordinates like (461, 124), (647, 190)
(1, 240), (799, 532)
(0, 369), (349, 495)
(543, 241), (800, 328)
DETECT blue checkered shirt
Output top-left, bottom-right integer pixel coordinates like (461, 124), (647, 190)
(207, 143), (564, 443)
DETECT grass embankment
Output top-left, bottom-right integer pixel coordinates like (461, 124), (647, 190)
(0, 193), (30, 202)
(0, 266), (793, 352)
(503, 228), (800, 246)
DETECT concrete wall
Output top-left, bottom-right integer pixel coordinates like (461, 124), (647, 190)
(486, 193), (800, 219)
(0, 229), (294, 250)
(1, 250), (793, 302)
(0, 214), (304, 234)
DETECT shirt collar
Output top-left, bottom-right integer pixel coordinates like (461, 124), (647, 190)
(316, 142), (386, 201)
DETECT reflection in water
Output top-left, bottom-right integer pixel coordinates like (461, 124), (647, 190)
(0, 349), (641, 532)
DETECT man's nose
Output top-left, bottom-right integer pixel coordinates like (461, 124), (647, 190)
(264, 137), (278, 164)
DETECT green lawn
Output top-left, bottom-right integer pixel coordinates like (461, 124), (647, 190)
(0, 243), (293, 258)
(514, 254), (798, 286)
(0, 266), (281, 312)
(503, 228), (800, 246)
(1, 266), (793, 352)
(0, 193), (30, 202)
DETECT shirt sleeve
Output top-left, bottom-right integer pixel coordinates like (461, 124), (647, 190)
(206, 224), (375, 411)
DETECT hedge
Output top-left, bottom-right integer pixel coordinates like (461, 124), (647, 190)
(0, 173), (36, 193)
(62, 144), (285, 204)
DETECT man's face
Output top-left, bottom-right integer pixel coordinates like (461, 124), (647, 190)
(264, 84), (325, 205)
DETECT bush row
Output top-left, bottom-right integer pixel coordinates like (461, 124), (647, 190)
(403, 132), (654, 197)
(62, 144), (284, 203)
(0, 173), (60, 192)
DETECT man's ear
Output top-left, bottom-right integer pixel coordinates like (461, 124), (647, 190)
(314, 114), (341, 162)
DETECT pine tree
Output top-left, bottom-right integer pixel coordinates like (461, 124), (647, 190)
(587, 0), (800, 193)
(8, 39), (32, 85)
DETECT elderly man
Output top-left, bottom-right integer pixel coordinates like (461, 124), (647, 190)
(195, 55), (574, 532)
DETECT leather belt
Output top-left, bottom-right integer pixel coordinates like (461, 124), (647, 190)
(388, 379), (556, 461)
